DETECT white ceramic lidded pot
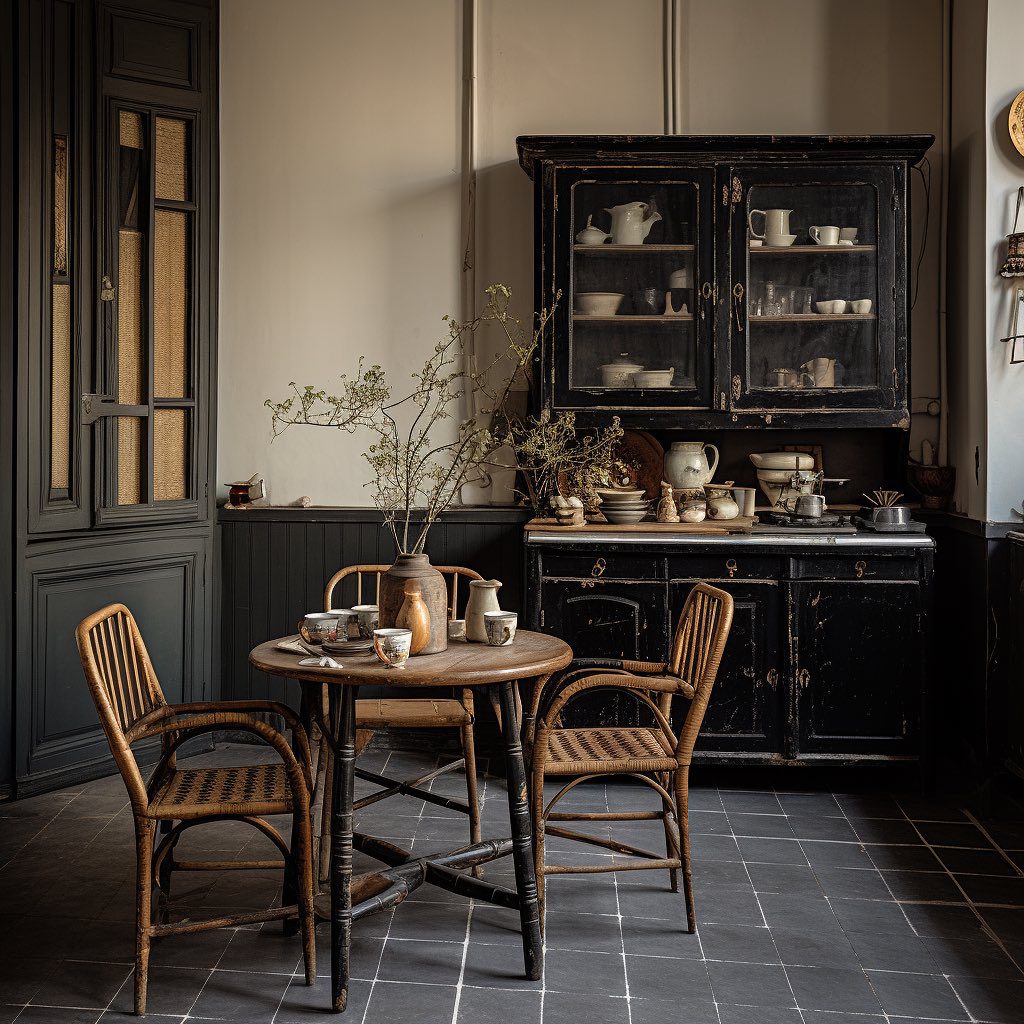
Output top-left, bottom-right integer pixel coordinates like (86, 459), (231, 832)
(664, 441), (719, 490)
(465, 579), (502, 642)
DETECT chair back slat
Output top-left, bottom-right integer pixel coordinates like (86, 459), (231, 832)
(668, 582), (734, 762)
(324, 563), (483, 620)
(77, 604), (168, 808)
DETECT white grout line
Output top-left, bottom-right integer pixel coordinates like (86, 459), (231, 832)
(448, 902), (475, 1024)
(604, 784), (634, 1024)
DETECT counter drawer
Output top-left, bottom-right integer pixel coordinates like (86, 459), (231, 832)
(668, 554), (783, 582)
(792, 555), (920, 581)
(540, 552), (664, 581)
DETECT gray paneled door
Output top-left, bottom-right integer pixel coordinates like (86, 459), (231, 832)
(11, 0), (218, 794)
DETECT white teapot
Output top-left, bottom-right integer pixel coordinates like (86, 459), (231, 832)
(664, 441), (719, 489)
(605, 202), (662, 245)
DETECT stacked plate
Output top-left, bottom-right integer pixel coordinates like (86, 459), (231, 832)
(596, 487), (651, 524)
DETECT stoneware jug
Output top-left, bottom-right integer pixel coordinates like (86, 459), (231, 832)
(748, 208), (793, 241)
(465, 579), (501, 643)
(605, 202), (662, 245)
(378, 553), (448, 654)
(664, 441), (720, 490)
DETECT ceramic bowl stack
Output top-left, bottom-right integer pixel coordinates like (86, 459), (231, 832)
(596, 487), (651, 524)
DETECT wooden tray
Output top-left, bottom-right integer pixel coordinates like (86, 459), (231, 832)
(524, 516), (757, 535)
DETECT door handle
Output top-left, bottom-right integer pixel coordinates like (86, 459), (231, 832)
(81, 394), (148, 424)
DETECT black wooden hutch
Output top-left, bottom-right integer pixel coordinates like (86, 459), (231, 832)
(517, 135), (935, 767)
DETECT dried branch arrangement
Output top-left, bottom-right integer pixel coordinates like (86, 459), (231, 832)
(266, 285), (554, 554)
(863, 489), (905, 507)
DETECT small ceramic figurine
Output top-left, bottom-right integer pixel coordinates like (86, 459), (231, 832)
(656, 481), (680, 523)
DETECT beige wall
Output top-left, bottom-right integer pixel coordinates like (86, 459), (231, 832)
(219, 0), (946, 507)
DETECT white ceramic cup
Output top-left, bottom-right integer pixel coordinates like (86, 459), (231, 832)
(327, 608), (356, 640)
(373, 628), (412, 669)
(849, 299), (873, 314)
(732, 487), (757, 517)
(448, 619), (467, 641)
(809, 225), (841, 246)
(484, 611), (518, 647)
(298, 612), (340, 646)
(352, 604), (379, 640)
(840, 227), (859, 243)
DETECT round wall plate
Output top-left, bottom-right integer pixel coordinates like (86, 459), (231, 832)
(1009, 89), (1024, 157)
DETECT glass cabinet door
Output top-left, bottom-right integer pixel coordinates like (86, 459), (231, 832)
(550, 167), (715, 411)
(728, 166), (899, 414)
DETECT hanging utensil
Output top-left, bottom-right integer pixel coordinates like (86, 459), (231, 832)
(1000, 186), (1024, 277)
(1001, 286), (1024, 364)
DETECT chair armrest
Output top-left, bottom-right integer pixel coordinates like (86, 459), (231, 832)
(168, 700), (312, 768)
(137, 712), (313, 796)
(538, 673), (679, 735)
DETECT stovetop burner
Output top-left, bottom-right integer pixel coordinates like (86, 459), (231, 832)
(762, 510), (853, 529)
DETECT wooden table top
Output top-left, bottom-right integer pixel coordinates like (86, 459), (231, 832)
(249, 631), (573, 688)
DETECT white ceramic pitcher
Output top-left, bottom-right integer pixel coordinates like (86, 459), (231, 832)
(748, 208), (793, 242)
(604, 202), (662, 245)
(664, 441), (719, 489)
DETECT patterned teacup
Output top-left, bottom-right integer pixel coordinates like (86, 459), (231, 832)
(373, 627), (412, 669)
(484, 611), (517, 647)
(298, 612), (340, 646)
(352, 604), (379, 640)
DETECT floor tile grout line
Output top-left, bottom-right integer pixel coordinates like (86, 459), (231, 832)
(448, 901), (475, 1024)
(605, 783), (633, 1024)
(961, 809), (1024, 880)
(726, 790), (808, 1024)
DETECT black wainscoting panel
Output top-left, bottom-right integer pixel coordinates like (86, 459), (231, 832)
(17, 529), (212, 793)
(219, 507), (530, 709)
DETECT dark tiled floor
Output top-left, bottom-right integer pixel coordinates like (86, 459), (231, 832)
(3, 746), (1024, 1022)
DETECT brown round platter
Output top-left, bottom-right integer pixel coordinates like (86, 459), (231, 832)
(616, 429), (665, 499)
(1010, 89), (1024, 158)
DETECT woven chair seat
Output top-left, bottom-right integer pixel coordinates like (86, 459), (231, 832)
(544, 727), (676, 775)
(151, 764), (293, 819)
(356, 698), (472, 729)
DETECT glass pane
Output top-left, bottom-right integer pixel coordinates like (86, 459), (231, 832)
(50, 284), (71, 491)
(153, 408), (188, 501)
(745, 183), (878, 390)
(117, 417), (143, 506)
(53, 136), (68, 275)
(571, 181), (697, 391)
(154, 209), (188, 398)
(155, 117), (188, 201)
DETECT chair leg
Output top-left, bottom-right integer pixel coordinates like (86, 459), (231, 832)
(460, 721), (483, 879)
(658, 771), (680, 893)
(134, 816), (156, 1015)
(156, 828), (181, 925)
(674, 766), (695, 933)
(295, 805), (317, 986)
(319, 746), (334, 886)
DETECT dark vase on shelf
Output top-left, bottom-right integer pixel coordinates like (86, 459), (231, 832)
(379, 554), (448, 654)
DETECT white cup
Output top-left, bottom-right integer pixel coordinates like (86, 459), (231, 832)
(849, 299), (873, 314)
(839, 227), (858, 243)
(484, 611), (518, 647)
(809, 225), (841, 246)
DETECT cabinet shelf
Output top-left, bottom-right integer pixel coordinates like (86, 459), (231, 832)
(574, 244), (695, 254)
(573, 314), (694, 323)
(750, 314), (876, 323)
(750, 244), (876, 255)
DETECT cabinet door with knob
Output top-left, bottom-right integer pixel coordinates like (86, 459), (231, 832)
(670, 579), (784, 757)
(790, 579), (924, 758)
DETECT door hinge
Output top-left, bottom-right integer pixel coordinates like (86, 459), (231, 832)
(731, 374), (742, 401)
(719, 390), (727, 411)
(540, 609), (545, 627)
(766, 668), (779, 689)
(797, 668), (811, 689)
(100, 275), (115, 302)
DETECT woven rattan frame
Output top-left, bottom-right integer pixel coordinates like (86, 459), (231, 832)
(317, 564), (484, 878)
(529, 582), (734, 932)
(76, 603), (316, 1015)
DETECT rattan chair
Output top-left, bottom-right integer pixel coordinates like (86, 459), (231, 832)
(527, 582), (733, 932)
(76, 604), (316, 1015)
(318, 565), (484, 875)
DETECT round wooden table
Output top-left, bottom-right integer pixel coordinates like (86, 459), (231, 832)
(250, 631), (573, 1013)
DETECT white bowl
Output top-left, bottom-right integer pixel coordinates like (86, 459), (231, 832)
(749, 452), (815, 471)
(849, 299), (872, 314)
(815, 299), (847, 315)
(596, 488), (646, 500)
(632, 369), (675, 388)
(602, 509), (649, 524)
(575, 292), (625, 316)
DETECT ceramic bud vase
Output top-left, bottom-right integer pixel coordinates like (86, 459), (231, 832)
(396, 581), (431, 655)
(378, 554), (448, 654)
(465, 579), (502, 642)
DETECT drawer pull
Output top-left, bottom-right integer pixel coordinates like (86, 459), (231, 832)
(798, 668), (811, 689)
(726, 558), (738, 578)
(766, 669), (779, 689)
(591, 557), (607, 578)
(855, 560), (867, 579)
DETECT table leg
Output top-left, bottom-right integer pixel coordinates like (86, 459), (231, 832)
(329, 684), (357, 1012)
(495, 680), (543, 981)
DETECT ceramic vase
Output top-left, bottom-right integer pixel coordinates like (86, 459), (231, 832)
(396, 581), (431, 655)
(465, 579), (501, 642)
(378, 554), (448, 654)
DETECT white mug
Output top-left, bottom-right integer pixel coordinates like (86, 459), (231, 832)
(809, 225), (840, 246)
(839, 227), (858, 243)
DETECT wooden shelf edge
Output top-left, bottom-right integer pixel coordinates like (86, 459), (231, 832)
(749, 244), (876, 254)
(573, 314), (695, 322)
(573, 244), (696, 253)
(750, 314), (876, 322)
